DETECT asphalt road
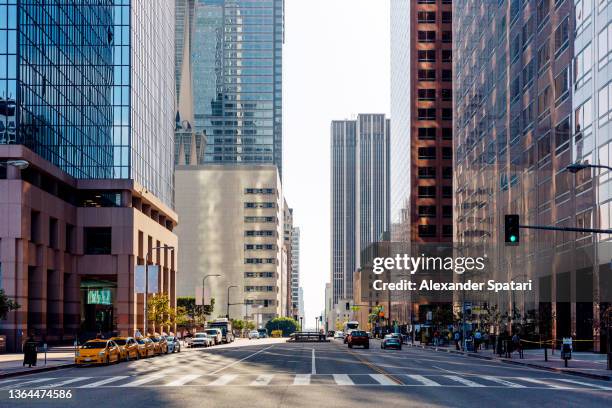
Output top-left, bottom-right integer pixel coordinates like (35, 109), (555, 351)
(0, 337), (610, 408)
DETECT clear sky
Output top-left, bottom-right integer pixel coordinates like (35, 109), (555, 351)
(283, 0), (390, 328)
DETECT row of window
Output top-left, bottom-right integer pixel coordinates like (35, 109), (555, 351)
(245, 244), (276, 250)
(417, 30), (452, 43)
(417, 49), (452, 63)
(417, 69), (452, 82)
(245, 286), (275, 292)
(418, 127), (453, 140)
(244, 188), (274, 194)
(417, 88), (452, 101)
(244, 216), (275, 223)
(417, 11), (452, 24)
(418, 166), (453, 179)
(417, 224), (453, 237)
(417, 108), (453, 120)
(244, 299), (276, 306)
(245, 272), (275, 278)
(418, 185), (453, 198)
(244, 202), (275, 208)
(245, 258), (276, 264)
(245, 230), (275, 237)
(417, 205), (453, 218)
(417, 146), (453, 160)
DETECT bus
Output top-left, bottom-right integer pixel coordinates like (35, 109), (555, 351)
(208, 318), (234, 343)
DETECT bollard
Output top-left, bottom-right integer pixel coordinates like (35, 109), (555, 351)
(544, 346), (548, 362)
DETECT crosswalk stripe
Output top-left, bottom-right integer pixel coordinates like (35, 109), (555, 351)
(3, 378), (56, 389)
(41, 377), (91, 388)
(119, 374), (165, 387)
(481, 376), (525, 388)
(208, 374), (237, 386)
(293, 374), (310, 385)
(444, 375), (485, 387)
(333, 374), (354, 385)
(165, 374), (202, 387)
(250, 374), (274, 386)
(555, 379), (612, 391)
(369, 374), (397, 386)
(518, 377), (571, 389)
(407, 375), (441, 386)
(79, 376), (128, 388)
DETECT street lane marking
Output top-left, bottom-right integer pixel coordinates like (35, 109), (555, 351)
(370, 374), (397, 386)
(293, 374), (311, 385)
(250, 374), (274, 386)
(80, 376), (128, 388)
(407, 375), (441, 386)
(518, 377), (571, 389)
(208, 374), (238, 386)
(481, 376), (525, 388)
(333, 374), (354, 385)
(311, 348), (316, 374)
(0, 379), (20, 386)
(40, 377), (91, 388)
(119, 374), (165, 387)
(555, 378), (612, 391)
(209, 345), (275, 375)
(3, 378), (56, 389)
(444, 375), (485, 387)
(165, 374), (202, 387)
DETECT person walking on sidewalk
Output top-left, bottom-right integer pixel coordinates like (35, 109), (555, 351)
(454, 331), (461, 350)
(512, 333), (523, 358)
(22, 336), (38, 368)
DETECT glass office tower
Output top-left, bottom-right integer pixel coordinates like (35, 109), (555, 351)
(0, 0), (175, 207)
(175, 0), (284, 176)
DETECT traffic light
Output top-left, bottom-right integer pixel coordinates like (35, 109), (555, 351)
(345, 302), (350, 311)
(504, 214), (520, 245)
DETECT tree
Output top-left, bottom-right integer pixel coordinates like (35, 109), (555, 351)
(245, 321), (256, 331)
(232, 319), (245, 331)
(176, 297), (215, 330)
(265, 317), (298, 336)
(0, 289), (20, 320)
(173, 306), (190, 328)
(147, 294), (172, 334)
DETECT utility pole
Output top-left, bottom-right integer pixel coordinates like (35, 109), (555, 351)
(226, 285), (238, 319)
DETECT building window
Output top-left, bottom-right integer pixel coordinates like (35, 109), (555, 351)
(418, 108), (436, 120)
(418, 31), (436, 43)
(30, 211), (40, 243)
(575, 98), (593, 136)
(443, 167), (452, 179)
(442, 49), (452, 62)
(441, 69), (452, 82)
(554, 67), (570, 104)
(442, 206), (452, 218)
(49, 217), (58, 249)
(442, 186), (453, 198)
(245, 258), (276, 264)
(245, 188), (275, 194)
(522, 16), (535, 46)
(418, 225), (437, 237)
(555, 116), (570, 153)
(442, 147), (452, 160)
(442, 108), (452, 120)
(523, 58), (536, 88)
(417, 11), (436, 23)
(554, 17), (569, 56)
(66, 224), (74, 253)
(245, 230), (275, 237)
(538, 86), (551, 117)
(442, 225), (453, 237)
(418, 69), (436, 81)
(418, 167), (436, 179)
(442, 11), (452, 23)
(575, 0), (593, 34)
(598, 82), (611, 124)
(418, 89), (436, 100)
(418, 206), (436, 218)
(442, 31), (452, 43)
(441, 89), (452, 101)
(418, 147), (437, 159)
(418, 50), (436, 62)
(538, 41), (550, 72)
(245, 244), (276, 250)
(418, 128), (436, 140)
(245, 202), (275, 209)
(599, 23), (612, 69)
(418, 186), (436, 198)
(244, 216), (275, 223)
(84, 227), (112, 255)
(574, 43), (593, 90)
(538, 133), (551, 161)
(537, 0), (550, 27)
(442, 128), (452, 140)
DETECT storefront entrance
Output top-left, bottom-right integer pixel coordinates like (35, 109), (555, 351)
(80, 279), (117, 336)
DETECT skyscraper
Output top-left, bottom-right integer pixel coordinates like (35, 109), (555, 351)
(291, 227), (301, 320)
(175, 0), (284, 176)
(330, 114), (390, 309)
(390, 0), (454, 243)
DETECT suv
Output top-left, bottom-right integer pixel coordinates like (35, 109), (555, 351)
(347, 330), (369, 349)
(205, 328), (222, 345)
(191, 332), (213, 348)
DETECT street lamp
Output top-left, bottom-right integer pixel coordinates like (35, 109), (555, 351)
(0, 159), (29, 170)
(144, 245), (175, 336)
(202, 274), (220, 305)
(226, 285), (238, 319)
(566, 162), (612, 173)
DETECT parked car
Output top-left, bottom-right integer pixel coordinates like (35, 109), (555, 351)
(248, 330), (260, 339)
(334, 331), (344, 339)
(110, 336), (139, 361)
(147, 335), (166, 355)
(165, 336), (181, 353)
(257, 329), (268, 338)
(136, 337), (156, 358)
(347, 330), (369, 349)
(205, 328), (223, 345)
(191, 332), (214, 348)
(75, 339), (121, 365)
(381, 334), (402, 350)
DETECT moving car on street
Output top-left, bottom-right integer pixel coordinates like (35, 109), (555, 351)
(248, 330), (260, 339)
(347, 330), (369, 349)
(205, 328), (223, 345)
(165, 335), (181, 353)
(75, 339), (121, 365)
(381, 334), (402, 350)
(257, 328), (268, 338)
(190, 332), (214, 347)
(209, 318), (234, 343)
(136, 337), (156, 358)
(334, 331), (344, 339)
(110, 336), (139, 361)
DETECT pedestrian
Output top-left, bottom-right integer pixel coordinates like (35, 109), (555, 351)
(22, 336), (37, 368)
(483, 332), (489, 350)
(512, 333), (523, 358)
(474, 330), (482, 350)
(454, 331), (460, 350)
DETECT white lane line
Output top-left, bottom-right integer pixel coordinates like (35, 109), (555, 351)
(444, 375), (485, 387)
(165, 374), (202, 387)
(370, 374), (397, 386)
(41, 377), (91, 388)
(209, 345), (275, 375)
(250, 374), (274, 386)
(2, 378), (56, 389)
(0, 379), (20, 386)
(207, 374), (238, 386)
(333, 374), (354, 385)
(555, 378), (612, 391)
(407, 375), (441, 386)
(311, 348), (316, 374)
(119, 374), (165, 387)
(293, 374), (311, 385)
(481, 376), (525, 388)
(79, 376), (128, 388)
(518, 377), (571, 389)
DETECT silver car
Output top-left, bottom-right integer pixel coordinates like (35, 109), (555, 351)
(205, 328), (222, 345)
(190, 332), (213, 348)
(165, 336), (181, 353)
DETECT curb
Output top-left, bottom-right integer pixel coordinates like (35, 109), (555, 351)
(406, 343), (611, 381)
(0, 363), (76, 379)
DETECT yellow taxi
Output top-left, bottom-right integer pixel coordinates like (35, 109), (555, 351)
(135, 337), (155, 358)
(110, 337), (139, 361)
(75, 339), (121, 365)
(147, 335), (168, 355)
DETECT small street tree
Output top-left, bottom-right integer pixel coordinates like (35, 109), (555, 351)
(265, 317), (298, 336)
(147, 294), (172, 334)
(0, 289), (20, 320)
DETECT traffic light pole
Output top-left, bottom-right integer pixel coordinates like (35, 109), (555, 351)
(518, 225), (612, 234)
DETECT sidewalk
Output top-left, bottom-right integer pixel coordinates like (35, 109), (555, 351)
(0, 346), (76, 378)
(407, 342), (611, 381)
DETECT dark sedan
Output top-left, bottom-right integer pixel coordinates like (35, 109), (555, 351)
(347, 330), (369, 349)
(381, 334), (402, 350)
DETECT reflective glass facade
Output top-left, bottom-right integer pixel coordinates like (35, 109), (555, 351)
(175, 0), (284, 175)
(0, 0), (175, 207)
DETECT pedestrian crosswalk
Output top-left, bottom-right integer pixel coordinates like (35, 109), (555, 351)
(1, 374), (610, 390)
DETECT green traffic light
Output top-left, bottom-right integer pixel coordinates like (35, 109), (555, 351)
(510, 235), (517, 243)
